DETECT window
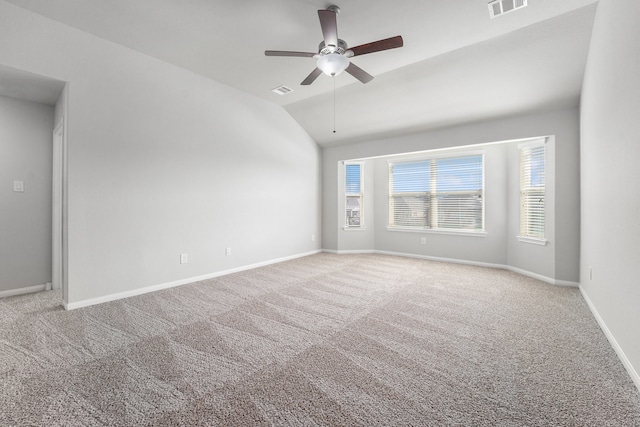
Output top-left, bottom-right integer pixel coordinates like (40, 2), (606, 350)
(345, 162), (364, 228)
(519, 140), (546, 241)
(388, 154), (484, 232)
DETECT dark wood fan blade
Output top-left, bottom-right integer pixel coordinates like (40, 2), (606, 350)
(301, 68), (323, 85)
(265, 50), (316, 58)
(318, 9), (338, 49)
(348, 35), (403, 57)
(345, 62), (373, 84)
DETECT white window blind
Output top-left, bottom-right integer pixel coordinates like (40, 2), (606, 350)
(345, 162), (363, 228)
(519, 141), (545, 239)
(389, 155), (484, 232)
(389, 160), (431, 228)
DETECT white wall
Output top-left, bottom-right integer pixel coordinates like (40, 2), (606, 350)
(0, 95), (54, 293)
(0, 2), (321, 307)
(323, 108), (580, 283)
(580, 0), (640, 387)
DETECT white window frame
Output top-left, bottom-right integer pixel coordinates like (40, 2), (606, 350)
(344, 161), (364, 230)
(387, 152), (486, 235)
(517, 139), (547, 245)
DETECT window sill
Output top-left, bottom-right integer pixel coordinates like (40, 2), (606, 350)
(387, 227), (487, 238)
(343, 226), (367, 231)
(517, 236), (548, 246)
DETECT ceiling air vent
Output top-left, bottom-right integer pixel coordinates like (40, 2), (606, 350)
(271, 85), (294, 96)
(488, 0), (528, 18)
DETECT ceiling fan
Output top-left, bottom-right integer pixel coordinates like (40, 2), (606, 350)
(265, 5), (403, 85)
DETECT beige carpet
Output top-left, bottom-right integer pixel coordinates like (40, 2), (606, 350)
(1, 253), (639, 426)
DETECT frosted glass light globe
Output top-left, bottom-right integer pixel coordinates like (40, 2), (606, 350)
(317, 53), (349, 76)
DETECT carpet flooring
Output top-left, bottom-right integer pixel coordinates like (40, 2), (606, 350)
(1, 253), (639, 426)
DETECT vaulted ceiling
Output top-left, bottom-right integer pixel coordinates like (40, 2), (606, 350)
(2, 0), (598, 146)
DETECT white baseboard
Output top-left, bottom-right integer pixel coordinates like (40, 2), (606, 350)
(506, 265), (579, 287)
(0, 283), (48, 298)
(579, 286), (640, 393)
(64, 250), (322, 311)
(322, 249), (339, 254)
(553, 279), (580, 287)
(327, 249), (579, 287)
(376, 250), (506, 270)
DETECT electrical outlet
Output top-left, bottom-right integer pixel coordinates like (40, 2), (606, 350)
(420, 237), (426, 245)
(180, 253), (188, 264)
(311, 234), (315, 241)
(589, 267), (593, 280)
(225, 247), (231, 256)
(13, 181), (24, 192)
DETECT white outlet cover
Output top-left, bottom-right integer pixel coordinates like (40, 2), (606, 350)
(13, 181), (24, 192)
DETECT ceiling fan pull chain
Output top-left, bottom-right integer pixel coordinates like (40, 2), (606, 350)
(333, 76), (337, 133)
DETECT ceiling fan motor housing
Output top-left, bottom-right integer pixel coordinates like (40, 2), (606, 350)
(318, 39), (348, 55)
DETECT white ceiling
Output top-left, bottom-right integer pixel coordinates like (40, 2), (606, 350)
(2, 0), (598, 146)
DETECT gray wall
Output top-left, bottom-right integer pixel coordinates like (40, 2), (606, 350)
(0, 2), (321, 306)
(323, 108), (580, 283)
(0, 95), (54, 292)
(369, 144), (511, 266)
(580, 0), (640, 384)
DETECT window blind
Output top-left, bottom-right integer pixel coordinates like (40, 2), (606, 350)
(389, 155), (484, 231)
(389, 160), (430, 228)
(435, 156), (483, 230)
(520, 143), (545, 239)
(345, 163), (363, 227)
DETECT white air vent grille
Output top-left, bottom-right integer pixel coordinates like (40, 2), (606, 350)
(488, 0), (528, 18)
(271, 85), (293, 95)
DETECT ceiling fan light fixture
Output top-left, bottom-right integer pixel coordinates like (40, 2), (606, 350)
(317, 53), (349, 76)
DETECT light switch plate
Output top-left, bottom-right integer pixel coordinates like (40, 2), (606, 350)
(13, 181), (24, 192)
